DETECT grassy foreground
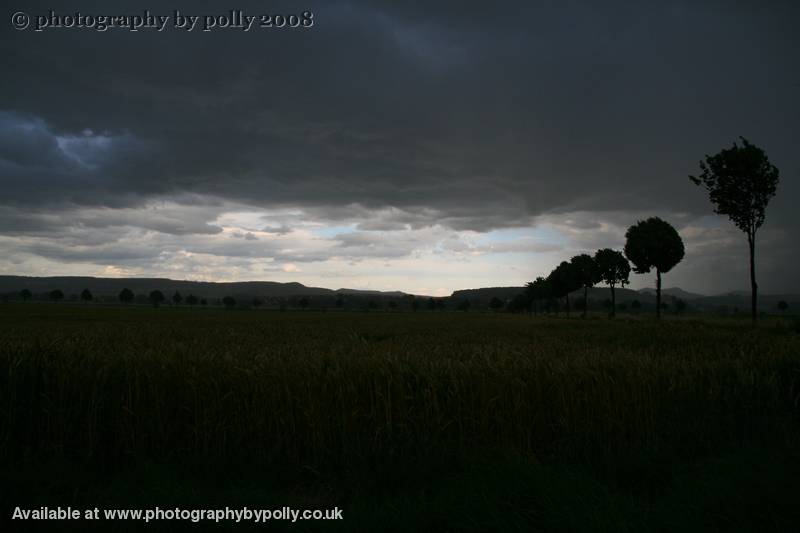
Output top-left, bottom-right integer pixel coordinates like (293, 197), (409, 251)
(1, 304), (799, 531)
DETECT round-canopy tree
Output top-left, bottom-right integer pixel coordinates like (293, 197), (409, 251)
(594, 248), (631, 318)
(624, 217), (685, 318)
(80, 288), (93, 302)
(690, 137), (779, 323)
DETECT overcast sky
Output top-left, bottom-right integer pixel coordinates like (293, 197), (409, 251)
(1, 0), (798, 295)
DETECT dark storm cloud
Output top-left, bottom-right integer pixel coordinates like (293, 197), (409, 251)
(1, 0), (798, 289)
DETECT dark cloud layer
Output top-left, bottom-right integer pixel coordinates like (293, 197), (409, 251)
(1, 0), (798, 290)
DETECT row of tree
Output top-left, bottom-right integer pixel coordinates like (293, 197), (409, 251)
(521, 137), (780, 322)
(521, 216), (685, 318)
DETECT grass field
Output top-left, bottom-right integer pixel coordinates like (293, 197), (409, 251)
(2, 304), (799, 531)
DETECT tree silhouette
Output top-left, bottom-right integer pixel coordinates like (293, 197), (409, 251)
(20, 288), (32, 302)
(690, 137), (780, 323)
(119, 288), (134, 304)
(411, 297), (420, 312)
(631, 299), (642, 312)
(594, 248), (631, 318)
(298, 297), (309, 310)
(489, 297), (504, 311)
(222, 296), (236, 309)
(624, 217), (684, 319)
(426, 297), (436, 311)
(80, 288), (93, 302)
(172, 291), (183, 305)
(570, 254), (601, 318)
(186, 294), (198, 306)
(388, 300), (397, 311)
(252, 297), (263, 308)
(547, 261), (581, 317)
(674, 298), (687, 315)
(149, 290), (165, 307)
(200, 298), (208, 306)
(777, 301), (788, 314)
(49, 289), (64, 302)
(457, 299), (471, 312)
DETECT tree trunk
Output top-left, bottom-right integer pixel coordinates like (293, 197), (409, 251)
(749, 233), (758, 324)
(610, 284), (616, 318)
(565, 294), (570, 317)
(656, 269), (662, 319)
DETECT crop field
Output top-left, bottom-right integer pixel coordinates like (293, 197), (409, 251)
(2, 304), (800, 531)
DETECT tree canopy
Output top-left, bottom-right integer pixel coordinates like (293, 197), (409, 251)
(689, 137), (779, 238)
(594, 249), (630, 288)
(624, 217), (684, 275)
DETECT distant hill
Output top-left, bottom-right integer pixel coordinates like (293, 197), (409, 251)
(0, 275), (329, 300)
(638, 287), (705, 300)
(450, 287), (526, 305)
(336, 288), (408, 298)
(0, 275), (410, 302)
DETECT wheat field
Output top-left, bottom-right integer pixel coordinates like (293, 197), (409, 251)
(2, 304), (799, 530)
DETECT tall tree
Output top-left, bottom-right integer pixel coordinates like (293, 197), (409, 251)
(570, 254), (601, 317)
(80, 288), (93, 302)
(594, 248), (631, 318)
(624, 218), (685, 318)
(19, 288), (32, 302)
(172, 291), (183, 305)
(690, 137), (779, 323)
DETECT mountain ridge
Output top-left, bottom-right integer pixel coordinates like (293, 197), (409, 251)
(1, 276), (797, 311)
